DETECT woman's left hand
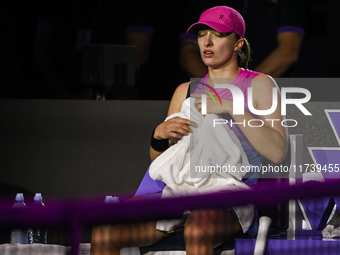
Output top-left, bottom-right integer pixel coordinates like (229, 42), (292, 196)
(191, 93), (232, 115)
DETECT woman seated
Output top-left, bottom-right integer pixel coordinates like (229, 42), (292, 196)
(90, 5), (288, 255)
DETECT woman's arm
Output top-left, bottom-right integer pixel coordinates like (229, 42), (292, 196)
(234, 75), (288, 163)
(150, 82), (194, 162)
(192, 75), (287, 164)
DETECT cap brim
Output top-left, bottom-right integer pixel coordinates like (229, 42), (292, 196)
(187, 21), (234, 34)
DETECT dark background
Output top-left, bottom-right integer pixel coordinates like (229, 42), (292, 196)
(0, 0), (339, 100)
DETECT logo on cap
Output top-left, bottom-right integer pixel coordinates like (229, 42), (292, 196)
(219, 14), (224, 20)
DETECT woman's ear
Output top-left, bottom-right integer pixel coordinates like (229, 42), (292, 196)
(234, 39), (244, 52)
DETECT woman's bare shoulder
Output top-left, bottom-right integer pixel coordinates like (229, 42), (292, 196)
(175, 81), (191, 94)
(171, 81), (191, 102)
(251, 74), (277, 89)
(167, 82), (191, 116)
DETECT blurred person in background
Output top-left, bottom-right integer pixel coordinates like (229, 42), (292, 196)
(125, 0), (190, 99)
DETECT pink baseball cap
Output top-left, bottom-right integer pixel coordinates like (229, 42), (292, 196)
(187, 6), (246, 38)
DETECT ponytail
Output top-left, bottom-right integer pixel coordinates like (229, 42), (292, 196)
(235, 34), (251, 69)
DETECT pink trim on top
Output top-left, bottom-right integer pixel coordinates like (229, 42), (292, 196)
(195, 68), (263, 116)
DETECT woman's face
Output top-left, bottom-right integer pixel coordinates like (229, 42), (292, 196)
(197, 28), (241, 69)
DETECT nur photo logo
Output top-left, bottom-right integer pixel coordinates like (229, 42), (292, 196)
(195, 81), (312, 128)
(196, 82), (223, 115)
(199, 84), (311, 116)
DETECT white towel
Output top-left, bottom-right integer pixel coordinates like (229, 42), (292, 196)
(149, 98), (254, 233)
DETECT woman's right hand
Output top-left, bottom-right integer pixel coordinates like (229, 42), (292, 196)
(154, 117), (197, 140)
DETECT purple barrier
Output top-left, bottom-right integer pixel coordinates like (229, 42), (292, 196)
(1, 179), (340, 255)
(236, 237), (340, 255)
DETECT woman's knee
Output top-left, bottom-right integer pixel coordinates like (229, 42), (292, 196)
(183, 209), (242, 244)
(183, 210), (217, 243)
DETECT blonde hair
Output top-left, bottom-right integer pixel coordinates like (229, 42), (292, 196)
(235, 33), (251, 69)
